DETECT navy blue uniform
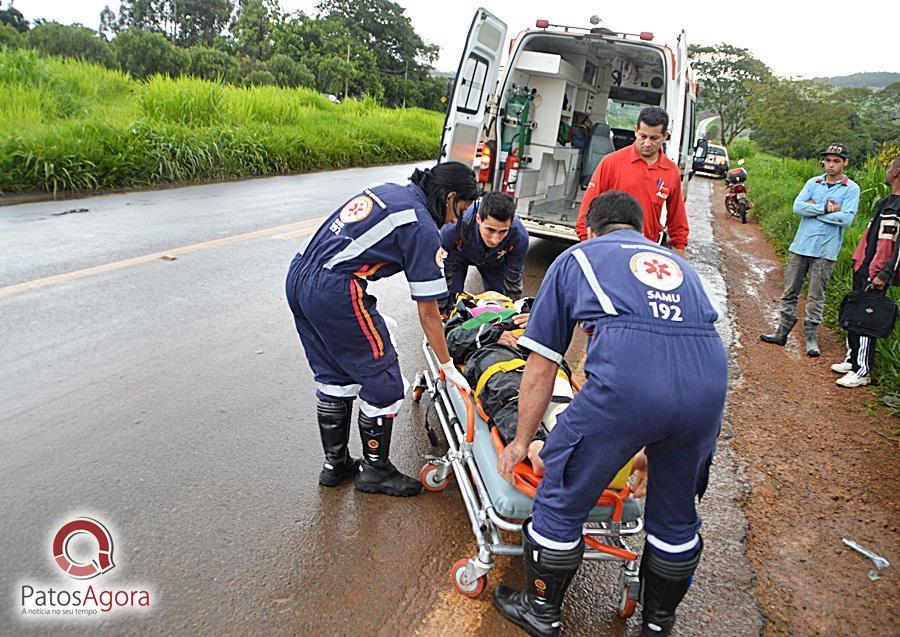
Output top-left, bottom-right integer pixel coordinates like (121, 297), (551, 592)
(440, 206), (529, 306)
(519, 229), (727, 558)
(285, 182), (448, 416)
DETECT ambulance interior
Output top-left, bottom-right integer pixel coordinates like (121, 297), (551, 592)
(496, 33), (668, 227)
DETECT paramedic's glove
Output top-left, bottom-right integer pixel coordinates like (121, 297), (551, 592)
(439, 359), (471, 394)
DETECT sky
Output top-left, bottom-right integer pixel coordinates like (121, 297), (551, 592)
(9, 0), (896, 79)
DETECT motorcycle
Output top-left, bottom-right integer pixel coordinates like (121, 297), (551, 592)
(724, 162), (752, 224)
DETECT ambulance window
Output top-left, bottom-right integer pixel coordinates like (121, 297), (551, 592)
(477, 21), (503, 50)
(456, 53), (488, 114)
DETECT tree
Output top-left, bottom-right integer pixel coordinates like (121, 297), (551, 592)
(689, 43), (771, 145)
(0, 21), (23, 47)
(99, 5), (117, 40)
(230, 0), (276, 60)
(27, 22), (116, 68)
(267, 52), (313, 88)
(114, 27), (189, 78)
(187, 45), (238, 82)
(273, 12), (381, 99)
(0, 1), (28, 33)
(173, 0), (234, 47)
(315, 0), (438, 106)
(746, 79), (858, 160)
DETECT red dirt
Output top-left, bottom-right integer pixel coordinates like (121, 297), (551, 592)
(711, 180), (899, 636)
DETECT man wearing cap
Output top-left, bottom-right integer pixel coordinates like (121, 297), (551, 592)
(761, 143), (860, 356)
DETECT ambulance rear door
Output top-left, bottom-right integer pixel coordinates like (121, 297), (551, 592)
(439, 8), (507, 166)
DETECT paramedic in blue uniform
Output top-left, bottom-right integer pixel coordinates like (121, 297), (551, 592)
(494, 190), (728, 637)
(439, 190), (529, 312)
(285, 162), (477, 497)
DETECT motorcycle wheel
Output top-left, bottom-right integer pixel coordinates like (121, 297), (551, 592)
(739, 203), (747, 224)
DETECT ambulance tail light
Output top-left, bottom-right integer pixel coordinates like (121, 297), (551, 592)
(478, 141), (495, 183)
(535, 19), (549, 29)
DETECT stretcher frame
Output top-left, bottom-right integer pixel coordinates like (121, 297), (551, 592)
(413, 338), (643, 616)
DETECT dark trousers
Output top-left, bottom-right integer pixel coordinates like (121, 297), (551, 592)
(844, 269), (879, 377)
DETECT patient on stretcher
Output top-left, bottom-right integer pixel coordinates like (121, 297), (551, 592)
(444, 292), (647, 493)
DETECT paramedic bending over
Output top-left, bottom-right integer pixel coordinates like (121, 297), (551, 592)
(494, 190), (728, 637)
(439, 190), (529, 313)
(285, 162), (477, 498)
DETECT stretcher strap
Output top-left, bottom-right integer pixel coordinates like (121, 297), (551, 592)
(473, 360), (570, 400)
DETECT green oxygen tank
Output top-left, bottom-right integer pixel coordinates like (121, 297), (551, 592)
(500, 85), (536, 154)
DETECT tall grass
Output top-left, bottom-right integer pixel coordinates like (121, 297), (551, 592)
(730, 142), (900, 397)
(0, 48), (442, 195)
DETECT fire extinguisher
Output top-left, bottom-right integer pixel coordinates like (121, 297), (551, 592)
(503, 149), (520, 196)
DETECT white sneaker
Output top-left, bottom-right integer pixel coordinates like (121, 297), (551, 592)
(831, 362), (853, 374)
(836, 371), (871, 388)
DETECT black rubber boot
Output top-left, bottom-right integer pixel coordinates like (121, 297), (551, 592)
(803, 320), (820, 357)
(316, 399), (359, 487)
(639, 537), (703, 637)
(760, 314), (797, 346)
(492, 521), (584, 637)
(355, 413), (422, 496)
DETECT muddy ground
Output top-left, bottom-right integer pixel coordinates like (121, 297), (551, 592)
(710, 179), (899, 636)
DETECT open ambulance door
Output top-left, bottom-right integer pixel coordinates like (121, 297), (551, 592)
(438, 8), (507, 166)
(673, 30), (693, 185)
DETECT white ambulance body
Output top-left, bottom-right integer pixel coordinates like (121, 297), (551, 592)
(440, 9), (699, 241)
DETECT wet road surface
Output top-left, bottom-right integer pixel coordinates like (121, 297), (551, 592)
(1, 168), (762, 635)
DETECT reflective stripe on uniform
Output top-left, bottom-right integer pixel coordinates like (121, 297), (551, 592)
(572, 248), (619, 316)
(317, 382), (361, 398)
(323, 208), (418, 269)
(409, 278), (448, 298)
(518, 336), (563, 365)
(647, 533), (700, 554)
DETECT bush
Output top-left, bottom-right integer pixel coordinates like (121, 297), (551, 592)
(186, 46), (239, 83)
(114, 28), (189, 79)
(267, 53), (314, 88)
(0, 23), (24, 49)
(727, 138), (757, 162)
(26, 22), (115, 68)
(242, 69), (276, 87)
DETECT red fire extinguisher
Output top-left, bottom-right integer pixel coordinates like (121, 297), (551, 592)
(503, 149), (520, 196)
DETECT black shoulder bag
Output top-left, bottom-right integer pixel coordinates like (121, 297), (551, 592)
(838, 287), (898, 339)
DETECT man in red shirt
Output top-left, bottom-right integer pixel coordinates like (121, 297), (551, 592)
(575, 106), (688, 254)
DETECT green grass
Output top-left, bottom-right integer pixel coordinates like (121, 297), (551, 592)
(729, 141), (900, 398)
(0, 47), (442, 195)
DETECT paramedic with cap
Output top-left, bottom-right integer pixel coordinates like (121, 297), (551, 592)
(494, 190), (727, 637)
(439, 190), (529, 313)
(285, 162), (477, 497)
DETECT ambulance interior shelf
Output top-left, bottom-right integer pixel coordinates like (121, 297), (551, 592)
(500, 50), (594, 208)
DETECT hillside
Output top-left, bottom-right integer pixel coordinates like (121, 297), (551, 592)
(813, 71), (900, 88)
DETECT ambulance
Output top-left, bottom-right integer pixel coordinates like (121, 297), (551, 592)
(440, 9), (699, 241)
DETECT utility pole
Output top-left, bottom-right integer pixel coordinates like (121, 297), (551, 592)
(402, 61), (408, 109)
(344, 42), (350, 100)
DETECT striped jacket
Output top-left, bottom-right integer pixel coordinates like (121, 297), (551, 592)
(852, 194), (900, 286)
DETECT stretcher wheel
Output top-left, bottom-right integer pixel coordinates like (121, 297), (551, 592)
(419, 463), (453, 493)
(617, 583), (638, 618)
(450, 558), (486, 598)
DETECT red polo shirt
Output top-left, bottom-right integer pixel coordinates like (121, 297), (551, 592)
(575, 143), (689, 249)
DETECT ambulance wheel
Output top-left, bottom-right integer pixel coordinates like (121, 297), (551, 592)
(617, 583), (638, 618)
(451, 559), (486, 598)
(420, 463), (452, 493)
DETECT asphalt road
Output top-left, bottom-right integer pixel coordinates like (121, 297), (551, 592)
(1, 167), (762, 636)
